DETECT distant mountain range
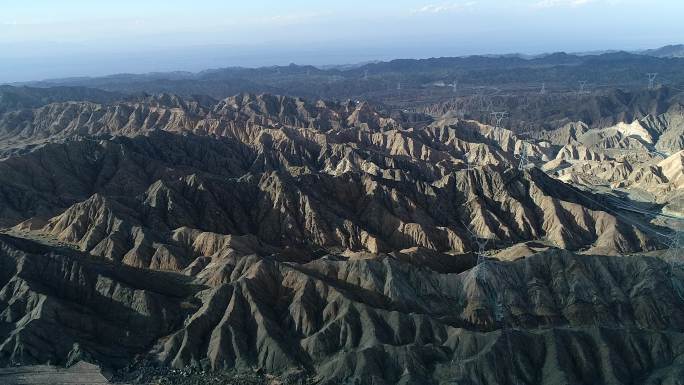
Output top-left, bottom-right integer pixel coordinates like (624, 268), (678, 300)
(638, 44), (684, 58)
(7, 46), (683, 108)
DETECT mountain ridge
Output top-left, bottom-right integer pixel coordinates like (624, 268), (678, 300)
(0, 85), (681, 385)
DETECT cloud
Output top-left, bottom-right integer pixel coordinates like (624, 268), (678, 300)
(533, 0), (584, 8)
(531, 0), (612, 8)
(258, 11), (333, 25)
(411, 2), (477, 14)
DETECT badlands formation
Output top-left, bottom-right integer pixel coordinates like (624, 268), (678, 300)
(0, 91), (681, 384)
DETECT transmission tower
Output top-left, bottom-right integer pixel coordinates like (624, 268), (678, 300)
(665, 215), (683, 266)
(577, 81), (589, 96)
(484, 98), (494, 112)
(495, 298), (505, 323)
(364, 70), (369, 81)
(449, 80), (458, 93)
(647, 73), (658, 90)
(463, 222), (491, 280)
(495, 295), (519, 385)
(491, 111), (507, 128)
(464, 151), (473, 171)
(515, 145), (529, 171)
(475, 238), (489, 270)
(664, 207), (684, 302)
(665, 231), (682, 262)
(397, 82), (402, 91)
(540, 83), (546, 95)
(475, 87), (486, 109)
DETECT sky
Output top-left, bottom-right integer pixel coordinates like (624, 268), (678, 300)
(1, 0), (682, 83)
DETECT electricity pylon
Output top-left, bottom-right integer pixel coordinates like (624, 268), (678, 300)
(464, 151), (473, 171)
(665, 224), (682, 266)
(475, 87), (486, 109)
(647, 73), (658, 90)
(496, 295), (519, 385)
(577, 81), (589, 96)
(491, 111), (507, 128)
(475, 237), (489, 276)
(464, 222), (491, 280)
(448, 80), (458, 93)
(515, 144), (529, 171)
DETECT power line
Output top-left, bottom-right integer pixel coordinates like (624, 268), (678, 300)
(565, 185), (673, 243)
(655, 76), (684, 92)
(663, 198), (684, 301)
(605, 197), (684, 222)
(496, 295), (519, 385)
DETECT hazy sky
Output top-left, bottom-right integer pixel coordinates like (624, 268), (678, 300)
(1, 0), (682, 82)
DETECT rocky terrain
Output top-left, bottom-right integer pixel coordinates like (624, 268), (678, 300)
(423, 86), (684, 134)
(0, 231), (683, 385)
(0, 93), (664, 258)
(532, 109), (684, 216)
(0, 361), (110, 384)
(0, 86), (681, 385)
